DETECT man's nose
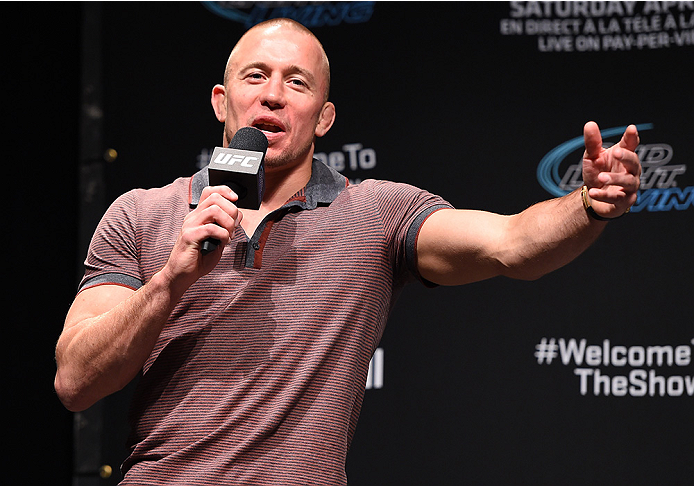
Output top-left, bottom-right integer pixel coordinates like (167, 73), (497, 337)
(260, 76), (286, 108)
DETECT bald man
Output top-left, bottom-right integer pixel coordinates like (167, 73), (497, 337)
(55, 18), (641, 485)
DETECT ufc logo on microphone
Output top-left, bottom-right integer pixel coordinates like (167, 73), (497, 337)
(213, 153), (259, 168)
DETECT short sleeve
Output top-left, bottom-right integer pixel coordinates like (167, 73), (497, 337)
(78, 190), (144, 292)
(369, 180), (453, 286)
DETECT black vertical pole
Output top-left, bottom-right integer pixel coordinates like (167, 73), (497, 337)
(74, 2), (107, 484)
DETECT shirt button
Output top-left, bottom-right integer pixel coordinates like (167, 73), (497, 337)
(252, 242), (260, 250)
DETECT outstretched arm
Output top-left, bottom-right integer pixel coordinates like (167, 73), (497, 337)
(416, 122), (641, 286)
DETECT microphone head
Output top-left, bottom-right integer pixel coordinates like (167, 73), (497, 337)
(229, 126), (269, 152)
(201, 127), (268, 254)
(207, 127), (268, 210)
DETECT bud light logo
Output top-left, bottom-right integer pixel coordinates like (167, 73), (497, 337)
(537, 123), (694, 212)
(202, 1), (375, 28)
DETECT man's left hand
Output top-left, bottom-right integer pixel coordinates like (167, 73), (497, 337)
(582, 121), (642, 219)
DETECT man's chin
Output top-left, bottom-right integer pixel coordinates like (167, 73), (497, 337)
(264, 146), (313, 170)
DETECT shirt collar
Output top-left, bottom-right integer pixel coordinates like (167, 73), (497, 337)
(189, 158), (348, 209)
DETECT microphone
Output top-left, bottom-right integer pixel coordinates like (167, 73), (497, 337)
(200, 127), (268, 254)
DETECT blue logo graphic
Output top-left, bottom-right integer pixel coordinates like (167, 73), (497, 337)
(537, 123), (693, 213)
(202, 1), (375, 28)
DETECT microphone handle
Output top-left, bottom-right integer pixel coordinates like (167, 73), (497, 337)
(200, 237), (220, 255)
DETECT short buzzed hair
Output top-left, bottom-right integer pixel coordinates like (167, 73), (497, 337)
(223, 18), (331, 102)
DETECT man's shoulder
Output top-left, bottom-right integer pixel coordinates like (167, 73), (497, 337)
(115, 175), (193, 207)
(344, 178), (430, 199)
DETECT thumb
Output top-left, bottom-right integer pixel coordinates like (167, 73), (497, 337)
(583, 121), (603, 160)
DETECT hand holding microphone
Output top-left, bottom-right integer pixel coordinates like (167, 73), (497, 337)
(200, 127), (268, 254)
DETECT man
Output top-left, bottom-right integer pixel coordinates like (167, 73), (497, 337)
(55, 18), (641, 485)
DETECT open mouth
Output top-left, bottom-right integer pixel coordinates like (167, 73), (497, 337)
(253, 122), (284, 133)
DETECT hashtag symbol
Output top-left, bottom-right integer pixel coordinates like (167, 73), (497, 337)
(535, 338), (558, 364)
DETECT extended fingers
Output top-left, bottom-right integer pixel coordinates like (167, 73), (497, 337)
(619, 125), (642, 178)
(607, 142), (642, 181)
(582, 122), (641, 216)
(618, 124), (640, 152)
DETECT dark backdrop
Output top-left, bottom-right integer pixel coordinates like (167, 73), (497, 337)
(8, 2), (693, 485)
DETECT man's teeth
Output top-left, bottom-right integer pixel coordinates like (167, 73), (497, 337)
(256, 123), (282, 133)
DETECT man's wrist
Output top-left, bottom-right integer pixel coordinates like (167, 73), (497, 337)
(581, 185), (630, 221)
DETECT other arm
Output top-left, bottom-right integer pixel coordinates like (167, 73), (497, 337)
(416, 122), (641, 286)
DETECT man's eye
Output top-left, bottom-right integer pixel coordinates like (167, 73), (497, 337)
(289, 78), (306, 87)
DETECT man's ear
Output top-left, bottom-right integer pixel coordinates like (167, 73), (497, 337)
(315, 102), (336, 138)
(211, 84), (227, 122)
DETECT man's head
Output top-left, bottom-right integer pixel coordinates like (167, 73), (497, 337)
(223, 19), (331, 103)
(211, 18), (335, 171)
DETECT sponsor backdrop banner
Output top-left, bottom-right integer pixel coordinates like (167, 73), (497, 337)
(85, 2), (693, 484)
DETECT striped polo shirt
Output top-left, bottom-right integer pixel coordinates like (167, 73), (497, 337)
(80, 160), (452, 485)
